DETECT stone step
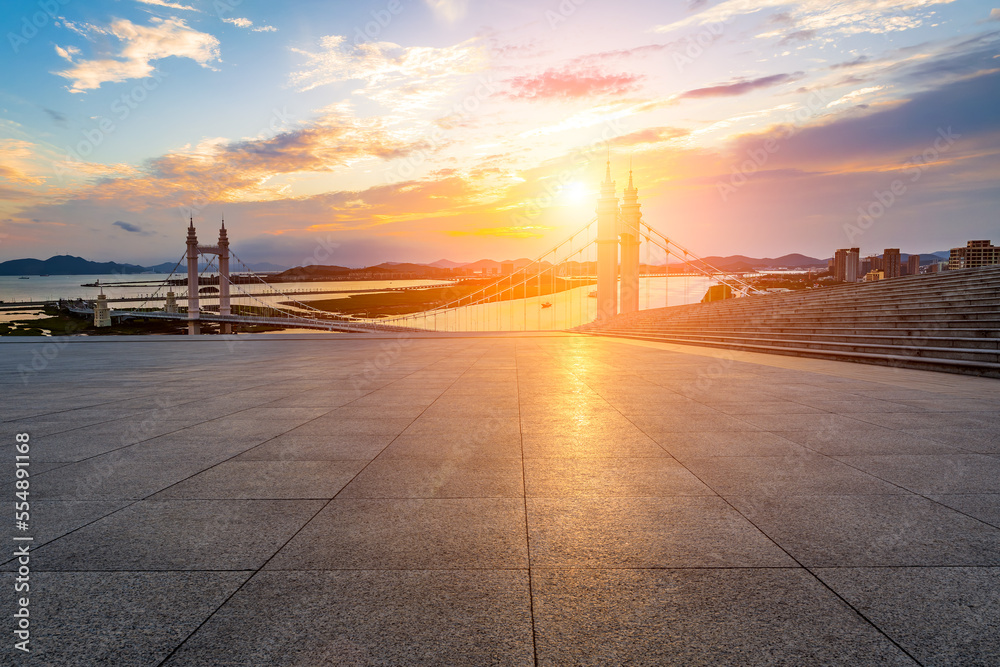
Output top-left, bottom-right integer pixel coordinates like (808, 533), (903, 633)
(591, 331), (1000, 378)
(590, 266), (1000, 377)
(615, 328), (1000, 349)
(634, 293), (1000, 314)
(598, 329), (1000, 363)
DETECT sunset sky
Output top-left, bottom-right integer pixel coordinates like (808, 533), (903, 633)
(1, 0), (998, 267)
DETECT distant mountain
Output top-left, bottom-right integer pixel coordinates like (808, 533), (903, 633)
(0, 255), (148, 276)
(428, 259), (466, 269)
(0, 255), (290, 276)
(243, 261), (287, 272)
(670, 254), (826, 271)
(272, 264), (352, 280)
(462, 258), (536, 271)
(145, 261), (182, 273)
(144, 260), (288, 273)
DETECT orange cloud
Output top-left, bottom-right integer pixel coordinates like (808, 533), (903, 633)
(504, 68), (643, 100)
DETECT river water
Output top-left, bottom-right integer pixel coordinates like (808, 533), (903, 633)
(0, 273), (715, 330)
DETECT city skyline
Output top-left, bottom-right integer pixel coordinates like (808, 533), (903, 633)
(1, 0), (998, 267)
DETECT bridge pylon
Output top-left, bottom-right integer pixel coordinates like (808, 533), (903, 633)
(596, 159), (619, 322)
(595, 160), (643, 322)
(619, 167), (642, 315)
(185, 217), (232, 335)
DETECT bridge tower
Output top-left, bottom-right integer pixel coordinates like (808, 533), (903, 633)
(619, 166), (642, 314)
(218, 219), (231, 334)
(186, 217), (200, 335)
(185, 217), (234, 335)
(596, 158), (619, 322)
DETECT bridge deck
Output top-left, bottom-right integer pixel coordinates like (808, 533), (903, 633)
(2, 333), (999, 665)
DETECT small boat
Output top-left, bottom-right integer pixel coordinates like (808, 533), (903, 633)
(587, 290), (597, 298)
(18, 276), (29, 279)
(541, 302), (552, 308)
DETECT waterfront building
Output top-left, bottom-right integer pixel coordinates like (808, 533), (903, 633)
(864, 270), (885, 282)
(949, 240), (1000, 270)
(94, 283), (111, 327)
(833, 248), (860, 282)
(883, 248), (901, 279)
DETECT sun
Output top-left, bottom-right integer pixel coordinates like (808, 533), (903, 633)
(561, 181), (589, 205)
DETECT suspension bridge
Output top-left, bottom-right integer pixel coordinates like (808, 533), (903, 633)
(103, 163), (761, 334)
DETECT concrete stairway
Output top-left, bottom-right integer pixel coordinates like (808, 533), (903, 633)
(585, 265), (1000, 377)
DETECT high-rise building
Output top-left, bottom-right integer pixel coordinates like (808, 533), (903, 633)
(833, 249), (847, 281)
(860, 256), (872, 277)
(883, 248), (901, 279)
(870, 255), (883, 272)
(846, 248), (859, 282)
(833, 247), (860, 282)
(907, 254), (920, 276)
(949, 240), (1000, 270)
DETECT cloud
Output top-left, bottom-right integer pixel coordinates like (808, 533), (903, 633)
(504, 68), (643, 100)
(729, 69), (1000, 171)
(616, 127), (690, 146)
(424, 0), (468, 23)
(37, 108), (435, 215)
(135, 0), (200, 11)
(43, 108), (67, 125)
(289, 36), (485, 113)
(54, 17), (220, 92)
(655, 0), (958, 37)
(825, 85), (886, 108)
(0, 140), (46, 186)
(446, 226), (549, 238)
(54, 44), (80, 61)
(223, 17), (277, 32)
(991, 8), (1000, 21)
(565, 44), (675, 67)
(113, 220), (150, 234)
(680, 72), (802, 99)
(830, 55), (872, 69)
(779, 29), (817, 44)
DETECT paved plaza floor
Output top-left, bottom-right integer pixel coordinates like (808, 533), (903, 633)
(2, 333), (1000, 665)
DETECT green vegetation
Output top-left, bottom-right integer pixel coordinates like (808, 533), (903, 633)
(0, 311), (187, 336)
(297, 277), (595, 317)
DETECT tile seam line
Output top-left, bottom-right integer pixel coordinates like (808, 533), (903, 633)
(0, 378), (358, 566)
(539, 337), (925, 666)
(516, 338), (541, 667)
(153, 341), (487, 665)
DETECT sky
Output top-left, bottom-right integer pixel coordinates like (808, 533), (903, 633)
(0, 0), (998, 267)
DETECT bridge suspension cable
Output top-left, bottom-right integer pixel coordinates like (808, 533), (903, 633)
(380, 218), (599, 331)
(641, 222), (762, 297)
